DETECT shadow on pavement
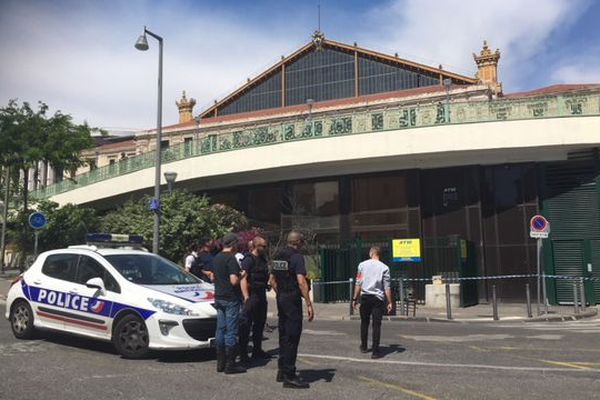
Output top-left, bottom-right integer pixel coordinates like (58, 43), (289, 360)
(378, 344), (406, 357)
(299, 368), (336, 383)
(155, 348), (215, 363)
(37, 330), (218, 362)
(38, 332), (118, 355)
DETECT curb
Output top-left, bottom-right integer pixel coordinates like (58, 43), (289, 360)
(340, 308), (597, 323)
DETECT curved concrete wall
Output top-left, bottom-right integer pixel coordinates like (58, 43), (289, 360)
(50, 116), (600, 207)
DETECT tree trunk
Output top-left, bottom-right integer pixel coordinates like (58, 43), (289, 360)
(41, 161), (49, 189)
(22, 167), (29, 213)
(0, 166), (10, 271)
(33, 162), (39, 191)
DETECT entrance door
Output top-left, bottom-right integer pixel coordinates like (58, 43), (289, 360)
(550, 240), (586, 304)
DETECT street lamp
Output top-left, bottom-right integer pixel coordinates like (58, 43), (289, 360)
(135, 26), (163, 254)
(164, 171), (177, 194)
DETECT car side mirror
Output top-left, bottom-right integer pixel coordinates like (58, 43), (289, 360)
(86, 277), (106, 294)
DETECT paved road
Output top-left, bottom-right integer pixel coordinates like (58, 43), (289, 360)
(1, 305), (599, 400)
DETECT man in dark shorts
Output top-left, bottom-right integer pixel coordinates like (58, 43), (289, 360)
(271, 231), (314, 389)
(212, 233), (246, 374)
(239, 236), (271, 365)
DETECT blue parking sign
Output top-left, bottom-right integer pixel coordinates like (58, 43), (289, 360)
(29, 212), (47, 230)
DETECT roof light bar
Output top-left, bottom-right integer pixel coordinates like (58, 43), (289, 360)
(85, 233), (144, 245)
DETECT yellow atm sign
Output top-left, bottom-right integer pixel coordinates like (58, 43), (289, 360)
(392, 239), (422, 262)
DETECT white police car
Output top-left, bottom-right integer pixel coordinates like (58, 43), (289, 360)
(5, 234), (217, 358)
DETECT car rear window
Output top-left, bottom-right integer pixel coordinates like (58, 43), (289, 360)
(42, 254), (78, 282)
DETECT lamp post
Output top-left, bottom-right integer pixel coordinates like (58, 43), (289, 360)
(164, 171), (177, 194)
(443, 78), (452, 123)
(135, 26), (163, 254)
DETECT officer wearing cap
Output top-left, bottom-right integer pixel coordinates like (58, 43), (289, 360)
(271, 230), (314, 389)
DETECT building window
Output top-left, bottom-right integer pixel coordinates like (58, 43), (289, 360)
(184, 137), (193, 156)
(282, 181), (340, 240)
(350, 174), (410, 238)
(359, 56), (440, 96)
(285, 48), (355, 106)
(219, 72), (282, 116)
(160, 140), (170, 150)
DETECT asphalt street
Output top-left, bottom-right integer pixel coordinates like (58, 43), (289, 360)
(1, 304), (599, 400)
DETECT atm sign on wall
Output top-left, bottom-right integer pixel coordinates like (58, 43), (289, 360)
(530, 215), (550, 239)
(392, 239), (422, 262)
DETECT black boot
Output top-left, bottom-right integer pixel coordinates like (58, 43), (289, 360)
(283, 372), (309, 389)
(216, 346), (226, 372)
(239, 349), (250, 368)
(252, 348), (271, 360)
(276, 369), (284, 382)
(224, 347), (246, 374)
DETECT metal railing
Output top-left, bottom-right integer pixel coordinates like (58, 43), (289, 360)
(316, 274), (599, 320)
(32, 89), (600, 199)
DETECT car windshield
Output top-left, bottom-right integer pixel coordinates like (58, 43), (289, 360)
(104, 254), (200, 285)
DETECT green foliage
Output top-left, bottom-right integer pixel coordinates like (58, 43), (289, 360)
(36, 201), (100, 252)
(0, 99), (95, 211)
(7, 200), (100, 256)
(101, 190), (248, 262)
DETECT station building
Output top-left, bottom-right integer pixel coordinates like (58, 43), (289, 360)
(36, 32), (600, 304)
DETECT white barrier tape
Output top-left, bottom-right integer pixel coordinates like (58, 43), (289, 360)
(317, 274), (600, 285)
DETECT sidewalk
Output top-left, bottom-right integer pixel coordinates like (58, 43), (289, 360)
(1, 274), (595, 323)
(266, 297), (598, 323)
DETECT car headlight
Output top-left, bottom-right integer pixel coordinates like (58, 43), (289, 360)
(147, 298), (200, 316)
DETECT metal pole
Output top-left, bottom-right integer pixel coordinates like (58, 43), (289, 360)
(492, 284), (499, 321)
(399, 278), (405, 316)
(525, 283), (532, 318)
(348, 278), (354, 316)
(0, 165), (10, 272)
(536, 238), (542, 315)
(541, 239), (549, 315)
(445, 283), (452, 320)
(167, 181), (173, 194)
(33, 231), (39, 258)
(579, 278), (586, 310)
(573, 282), (580, 314)
(146, 29), (163, 255)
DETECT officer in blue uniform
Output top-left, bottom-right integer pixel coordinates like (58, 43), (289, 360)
(271, 231), (314, 389)
(239, 236), (271, 365)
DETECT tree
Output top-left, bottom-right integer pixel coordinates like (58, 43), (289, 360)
(0, 100), (95, 266)
(5, 200), (100, 270)
(35, 201), (101, 252)
(0, 99), (95, 212)
(101, 190), (248, 262)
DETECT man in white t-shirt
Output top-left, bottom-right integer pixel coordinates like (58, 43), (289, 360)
(184, 243), (198, 273)
(352, 246), (393, 359)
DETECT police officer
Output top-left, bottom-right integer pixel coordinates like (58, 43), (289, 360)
(238, 236), (271, 365)
(271, 231), (314, 389)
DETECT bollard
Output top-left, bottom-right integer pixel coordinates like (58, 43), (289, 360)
(525, 283), (533, 318)
(573, 282), (580, 314)
(579, 278), (586, 310)
(445, 283), (453, 320)
(492, 284), (499, 321)
(399, 279), (405, 316)
(348, 278), (354, 316)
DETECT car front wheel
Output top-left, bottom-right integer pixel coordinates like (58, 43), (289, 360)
(10, 300), (35, 339)
(112, 313), (150, 359)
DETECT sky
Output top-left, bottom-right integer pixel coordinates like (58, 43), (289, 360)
(1, 0), (599, 130)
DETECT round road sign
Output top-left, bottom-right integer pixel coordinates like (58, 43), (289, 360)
(28, 212), (47, 230)
(530, 215), (550, 232)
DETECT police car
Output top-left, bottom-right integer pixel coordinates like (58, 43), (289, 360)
(5, 234), (217, 359)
